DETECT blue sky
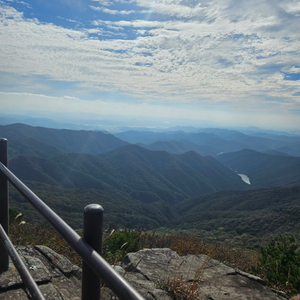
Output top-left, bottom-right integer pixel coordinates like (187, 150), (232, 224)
(0, 0), (300, 130)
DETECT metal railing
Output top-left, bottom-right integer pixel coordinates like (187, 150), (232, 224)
(0, 138), (145, 300)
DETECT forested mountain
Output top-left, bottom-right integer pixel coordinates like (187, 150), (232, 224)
(0, 123), (129, 158)
(3, 123), (300, 246)
(216, 149), (300, 188)
(10, 182), (174, 229)
(139, 140), (218, 156)
(115, 130), (247, 152)
(115, 129), (300, 157)
(239, 129), (300, 143)
(9, 144), (247, 205)
(170, 184), (300, 247)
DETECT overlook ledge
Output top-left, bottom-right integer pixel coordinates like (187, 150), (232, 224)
(0, 246), (288, 300)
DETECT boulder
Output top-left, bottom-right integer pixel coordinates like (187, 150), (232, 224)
(0, 246), (289, 300)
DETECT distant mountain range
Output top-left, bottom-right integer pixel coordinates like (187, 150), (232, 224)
(2, 123), (300, 247)
(138, 140), (218, 157)
(0, 123), (128, 158)
(115, 129), (300, 157)
(9, 144), (247, 204)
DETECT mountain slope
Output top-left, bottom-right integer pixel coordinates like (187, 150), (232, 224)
(140, 140), (218, 156)
(115, 129), (298, 156)
(0, 123), (129, 158)
(196, 128), (286, 151)
(171, 184), (300, 246)
(9, 181), (175, 229)
(9, 145), (248, 204)
(114, 130), (247, 152)
(216, 149), (300, 188)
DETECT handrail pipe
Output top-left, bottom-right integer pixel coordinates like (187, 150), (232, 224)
(0, 138), (146, 300)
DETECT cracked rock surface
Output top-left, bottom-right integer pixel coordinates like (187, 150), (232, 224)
(0, 245), (81, 300)
(0, 246), (289, 300)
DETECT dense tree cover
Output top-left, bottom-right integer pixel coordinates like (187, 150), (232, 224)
(9, 180), (300, 250)
(216, 149), (300, 188)
(0, 123), (128, 159)
(9, 145), (247, 205)
(170, 185), (300, 248)
(3, 123), (300, 251)
(9, 182), (175, 229)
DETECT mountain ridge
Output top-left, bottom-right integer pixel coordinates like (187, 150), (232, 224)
(216, 149), (300, 188)
(9, 144), (248, 205)
(0, 123), (129, 158)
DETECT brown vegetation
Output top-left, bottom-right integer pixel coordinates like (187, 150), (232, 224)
(9, 223), (258, 274)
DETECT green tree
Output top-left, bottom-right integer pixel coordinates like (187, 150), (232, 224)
(252, 235), (300, 295)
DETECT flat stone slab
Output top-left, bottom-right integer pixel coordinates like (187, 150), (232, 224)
(0, 245), (82, 300)
(0, 283), (65, 300)
(0, 246), (290, 300)
(121, 248), (289, 300)
(0, 255), (50, 289)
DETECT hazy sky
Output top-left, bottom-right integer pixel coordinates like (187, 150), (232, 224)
(0, 0), (300, 129)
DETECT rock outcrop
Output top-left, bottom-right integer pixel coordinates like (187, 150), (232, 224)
(0, 246), (289, 300)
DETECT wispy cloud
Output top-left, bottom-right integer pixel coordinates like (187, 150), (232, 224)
(0, 0), (300, 126)
(90, 0), (113, 6)
(90, 5), (149, 15)
(57, 16), (78, 23)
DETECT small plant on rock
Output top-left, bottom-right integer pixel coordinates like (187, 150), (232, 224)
(159, 252), (209, 300)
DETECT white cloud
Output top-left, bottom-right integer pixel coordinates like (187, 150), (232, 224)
(1, 91), (299, 129)
(57, 16), (78, 23)
(0, 0), (300, 117)
(281, 2), (300, 14)
(130, 0), (206, 18)
(90, 0), (113, 6)
(90, 5), (149, 15)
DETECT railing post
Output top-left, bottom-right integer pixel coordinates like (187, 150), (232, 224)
(0, 138), (9, 271)
(82, 204), (103, 300)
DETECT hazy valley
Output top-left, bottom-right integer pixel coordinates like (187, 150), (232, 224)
(1, 123), (300, 249)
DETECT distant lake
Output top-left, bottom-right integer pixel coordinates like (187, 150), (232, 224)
(238, 174), (251, 185)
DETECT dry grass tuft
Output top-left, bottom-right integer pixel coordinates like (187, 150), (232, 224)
(158, 255), (210, 300)
(9, 222), (82, 266)
(139, 232), (259, 273)
(9, 224), (259, 275)
(159, 277), (202, 300)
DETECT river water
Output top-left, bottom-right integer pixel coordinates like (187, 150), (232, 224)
(238, 174), (251, 185)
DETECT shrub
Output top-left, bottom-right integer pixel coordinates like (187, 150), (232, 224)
(103, 229), (142, 264)
(252, 235), (300, 295)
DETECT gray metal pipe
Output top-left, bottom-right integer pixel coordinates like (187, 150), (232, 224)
(0, 162), (145, 300)
(0, 224), (46, 300)
(0, 138), (9, 270)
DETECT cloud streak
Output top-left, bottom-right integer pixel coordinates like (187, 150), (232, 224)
(0, 0), (300, 129)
